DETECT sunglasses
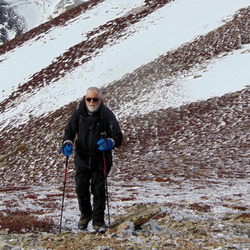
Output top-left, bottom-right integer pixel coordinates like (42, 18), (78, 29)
(86, 97), (100, 102)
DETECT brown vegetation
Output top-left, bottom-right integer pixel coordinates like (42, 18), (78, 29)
(0, 210), (54, 233)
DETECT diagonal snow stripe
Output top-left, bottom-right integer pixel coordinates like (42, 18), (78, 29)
(0, 0), (173, 112)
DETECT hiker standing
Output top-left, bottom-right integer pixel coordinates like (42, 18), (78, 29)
(62, 86), (123, 232)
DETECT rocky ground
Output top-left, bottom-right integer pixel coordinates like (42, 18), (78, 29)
(1, 205), (250, 249)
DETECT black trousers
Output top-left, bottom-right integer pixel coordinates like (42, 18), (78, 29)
(74, 154), (106, 224)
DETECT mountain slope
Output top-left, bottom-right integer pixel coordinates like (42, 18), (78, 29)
(0, 0), (88, 45)
(0, 1), (27, 44)
(0, 0), (249, 129)
(0, 0), (249, 244)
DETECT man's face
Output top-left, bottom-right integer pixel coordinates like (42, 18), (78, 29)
(85, 91), (102, 112)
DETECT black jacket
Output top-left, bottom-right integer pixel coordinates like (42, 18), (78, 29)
(63, 100), (123, 170)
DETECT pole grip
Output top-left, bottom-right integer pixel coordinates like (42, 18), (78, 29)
(63, 156), (69, 183)
(103, 155), (107, 177)
(101, 132), (108, 177)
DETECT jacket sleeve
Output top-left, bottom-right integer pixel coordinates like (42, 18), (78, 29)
(63, 109), (79, 143)
(106, 109), (123, 148)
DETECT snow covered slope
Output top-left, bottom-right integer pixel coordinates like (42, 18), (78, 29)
(0, 0), (249, 130)
(6, 0), (89, 28)
(0, 0), (87, 44)
(0, 0), (249, 236)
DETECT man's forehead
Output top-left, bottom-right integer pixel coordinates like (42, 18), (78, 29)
(86, 91), (98, 96)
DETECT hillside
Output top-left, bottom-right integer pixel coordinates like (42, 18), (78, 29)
(0, 0), (249, 248)
(0, 0), (88, 45)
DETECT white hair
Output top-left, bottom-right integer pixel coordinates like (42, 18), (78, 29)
(86, 87), (103, 99)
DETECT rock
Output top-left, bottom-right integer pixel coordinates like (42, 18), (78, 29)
(116, 221), (134, 234)
(111, 205), (162, 230)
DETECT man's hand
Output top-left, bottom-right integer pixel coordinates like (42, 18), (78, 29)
(97, 138), (115, 151)
(62, 140), (73, 156)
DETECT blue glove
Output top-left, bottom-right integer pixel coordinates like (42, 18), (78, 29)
(62, 140), (73, 156)
(97, 138), (115, 151)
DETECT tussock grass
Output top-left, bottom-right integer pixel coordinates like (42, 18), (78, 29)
(0, 210), (55, 233)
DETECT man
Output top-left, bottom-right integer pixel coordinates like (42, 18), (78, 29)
(62, 87), (123, 232)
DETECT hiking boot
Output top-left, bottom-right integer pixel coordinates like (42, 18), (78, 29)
(78, 217), (91, 230)
(93, 222), (106, 233)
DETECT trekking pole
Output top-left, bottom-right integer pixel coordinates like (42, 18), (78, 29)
(59, 155), (69, 234)
(101, 132), (111, 227)
(105, 167), (111, 227)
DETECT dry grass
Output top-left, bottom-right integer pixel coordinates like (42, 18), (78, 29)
(0, 210), (55, 233)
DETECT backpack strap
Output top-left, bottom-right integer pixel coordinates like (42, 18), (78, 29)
(73, 109), (82, 149)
